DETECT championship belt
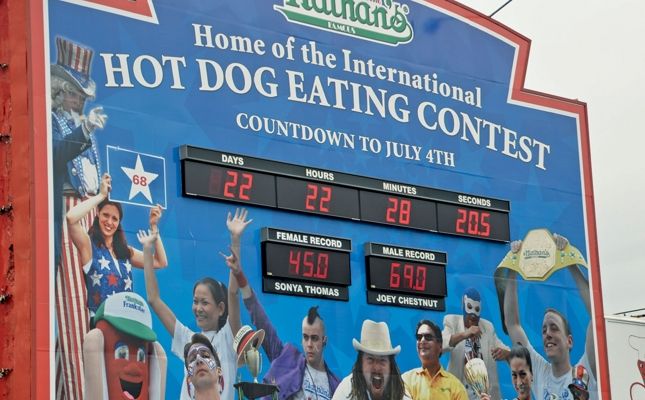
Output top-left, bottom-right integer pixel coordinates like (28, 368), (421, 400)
(494, 228), (588, 333)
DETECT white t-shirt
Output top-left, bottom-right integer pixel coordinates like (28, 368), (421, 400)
(527, 343), (597, 400)
(171, 319), (236, 400)
(293, 365), (332, 400)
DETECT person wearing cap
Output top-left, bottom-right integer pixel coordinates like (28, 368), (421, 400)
(402, 320), (467, 400)
(52, 36), (110, 400)
(138, 210), (246, 400)
(332, 319), (410, 400)
(568, 364), (589, 400)
(184, 333), (224, 400)
(503, 235), (598, 400)
(225, 211), (340, 400)
(83, 291), (167, 400)
(442, 288), (509, 400)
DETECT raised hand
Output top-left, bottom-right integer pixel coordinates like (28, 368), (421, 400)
(220, 246), (241, 274)
(137, 229), (158, 249)
(82, 106), (108, 134)
(99, 173), (111, 197)
(226, 207), (252, 239)
(149, 204), (163, 230)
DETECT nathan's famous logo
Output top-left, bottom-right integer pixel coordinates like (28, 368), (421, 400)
(123, 295), (146, 313)
(275, 0), (414, 46)
(522, 249), (551, 260)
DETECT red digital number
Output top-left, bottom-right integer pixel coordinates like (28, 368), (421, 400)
(480, 212), (491, 237)
(223, 170), (253, 200)
(456, 208), (467, 233)
(403, 264), (414, 289)
(302, 251), (314, 277)
(385, 197), (412, 225)
(239, 173), (253, 200)
(305, 184), (332, 212)
(414, 265), (427, 292)
(305, 184), (317, 210)
(314, 253), (329, 279)
(223, 171), (238, 198)
(455, 208), (492, 237)
(289, 250), (301, 275)
(467, 211), (479, 235)
(400, 199), (411, 224)
(289, 250), (330, 280)
(389, 262), (401, 288)
(386, 198), (397, 223)
(389, 262), (427, 292)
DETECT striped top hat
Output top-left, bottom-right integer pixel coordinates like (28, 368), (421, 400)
(51, 37), (96, 98)
(233, 325), (265, 367)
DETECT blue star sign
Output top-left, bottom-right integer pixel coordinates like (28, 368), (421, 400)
(106, 146), (167, 208)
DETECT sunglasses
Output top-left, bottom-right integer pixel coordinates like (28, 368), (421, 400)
(416, 333), (438, 341)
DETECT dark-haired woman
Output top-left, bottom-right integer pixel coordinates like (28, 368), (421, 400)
(66, 173), (167, 315)
(508, 345), (533, 400)
(139, 209), (249, 400)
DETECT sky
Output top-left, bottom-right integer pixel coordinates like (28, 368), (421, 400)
(455, 0), (645, 315)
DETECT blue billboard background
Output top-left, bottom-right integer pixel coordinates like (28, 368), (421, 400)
(48, 1), (595, 399)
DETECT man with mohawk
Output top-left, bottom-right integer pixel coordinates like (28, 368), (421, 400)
(224, 208), (340, 400)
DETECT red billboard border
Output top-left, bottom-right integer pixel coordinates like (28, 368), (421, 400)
(4, 0), (49, 398)
(30, 0), (49, 397)
(7, 0), (607, 398)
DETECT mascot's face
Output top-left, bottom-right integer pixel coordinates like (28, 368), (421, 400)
(97, 320), (150, 400)
(462, 293), (481, 328)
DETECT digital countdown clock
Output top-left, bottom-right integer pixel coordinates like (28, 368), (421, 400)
(261, 227), (352, 301)
(180, 145), (511, 242)
(365, 243), (447, 311)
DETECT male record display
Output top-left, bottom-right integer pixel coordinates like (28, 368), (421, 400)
(43, 1), (605, 399)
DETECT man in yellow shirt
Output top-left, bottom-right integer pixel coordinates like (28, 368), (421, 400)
(403, 320), (469, 400)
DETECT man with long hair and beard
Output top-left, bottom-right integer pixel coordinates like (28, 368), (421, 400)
(332, 320), (410, 400)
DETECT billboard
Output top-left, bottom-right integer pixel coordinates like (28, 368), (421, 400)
(45, 0), (607, 399)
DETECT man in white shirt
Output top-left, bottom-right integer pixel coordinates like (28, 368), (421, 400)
(503, 235), (597, 400)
